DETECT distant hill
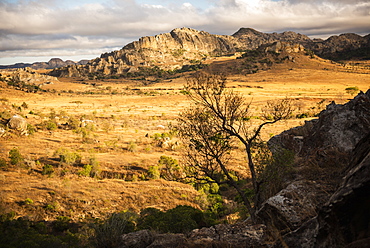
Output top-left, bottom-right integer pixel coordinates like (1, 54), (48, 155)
(0, 58), (89, 70)
(47, 27), (370, 78)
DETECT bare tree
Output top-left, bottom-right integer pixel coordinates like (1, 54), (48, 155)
(176, 73), (294, 222)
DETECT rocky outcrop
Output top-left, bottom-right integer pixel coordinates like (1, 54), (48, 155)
(269, 90), (370, 157)
(264, 41), (305, 54)
(119, 223), (267, 248)
(232, 28), (311, 50)
(50, 28), (248, 77)
(1, 67), (59, 86)
(49, 27), (369, 78)
(281, 132), (370, 248)
(262, 90), (370, 247)
(308, 33), (370, 60)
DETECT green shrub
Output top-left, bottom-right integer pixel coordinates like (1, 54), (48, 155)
(78, 164), (92, 177)
(45, 202), (59, 211)
(55, 148), (81, 166)
(345, 86), (360, 96)
(0, 158), (7, 168)
(127, 141), (137, 152)
(42, 164), (54, 176)
(27, 124), (36, 135)
(88, 156), (100, 178)
(24, 198), (34, 205)
(137, 205), (213, 233)
(46, 121), (57, 131)
(9, 148), (24, 166)
(54, 216), (71, 232)
(158, 155), (181, 181)
(0, 218), (67, 247)
(147, 165), (160, 179)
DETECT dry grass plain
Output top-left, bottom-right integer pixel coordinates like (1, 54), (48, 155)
(0, 53), (369, 221)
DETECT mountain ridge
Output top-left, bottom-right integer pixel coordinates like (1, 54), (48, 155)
(0, 58), (89, 70)
(7, 27), (369, 77)
(52, 27), (369, 78)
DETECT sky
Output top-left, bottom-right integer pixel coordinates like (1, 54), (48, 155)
(0, 0), (369, 65)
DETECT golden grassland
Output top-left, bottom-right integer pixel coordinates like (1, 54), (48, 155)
(0, 53), (369, 221)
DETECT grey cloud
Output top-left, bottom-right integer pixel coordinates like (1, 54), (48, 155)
(0, 0), (369, 63)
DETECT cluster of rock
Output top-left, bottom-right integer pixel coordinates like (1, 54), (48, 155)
(1, 67), (59, 86)
(115, 90), (370, 247)
(49, 27), (370, 78)
(120, 223), (267, 248)
(0, 58), (89, 70)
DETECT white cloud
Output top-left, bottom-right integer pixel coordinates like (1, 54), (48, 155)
(0, 0), (369, 64)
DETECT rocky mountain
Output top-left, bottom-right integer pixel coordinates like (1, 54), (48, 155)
(0, 58), (89, 70)
(49, 27), (370, 78)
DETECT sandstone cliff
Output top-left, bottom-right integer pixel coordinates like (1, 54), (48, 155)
(49, 27), (370, 78)
(50, 28), (247, 77)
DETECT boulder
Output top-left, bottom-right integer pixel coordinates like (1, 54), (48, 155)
(120, 230), (154, 248)
(7, 115), (28, 135)
(257, 180), (318, 235)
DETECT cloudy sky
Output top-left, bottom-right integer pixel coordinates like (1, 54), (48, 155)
(1, 0), (369, 65)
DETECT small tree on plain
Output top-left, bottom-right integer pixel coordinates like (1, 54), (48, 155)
(176, 73), (294, 222)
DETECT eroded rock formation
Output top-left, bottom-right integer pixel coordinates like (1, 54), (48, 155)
(49, 27), (370, 78)
(1, 68), (59, 86)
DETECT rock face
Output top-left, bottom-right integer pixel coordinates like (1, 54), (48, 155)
(50, 27), (247, 77)
(269, 90), (370, 156)
(232, 28), (311, 49)
(1, 68), (59, 86)
(308, 33), (370, 60)
(49, 27), (370, 78)
(282, 132), (370, 248)
(119, 223), (267, 248)
(261, 90), (370, 247)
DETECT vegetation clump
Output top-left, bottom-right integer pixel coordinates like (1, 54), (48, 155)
(9, 147), (24, 166)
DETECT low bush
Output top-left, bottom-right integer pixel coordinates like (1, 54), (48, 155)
(54, 148), (81, 166)
(137, 205), (215, 233)
(9, 147), (24, 166)
(0, 158), (7, 168)
(92, 211), (137, 248)
(42, 164), (54, 176)
(345, 86), (360, 96)
(0, 216), (84, 247)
